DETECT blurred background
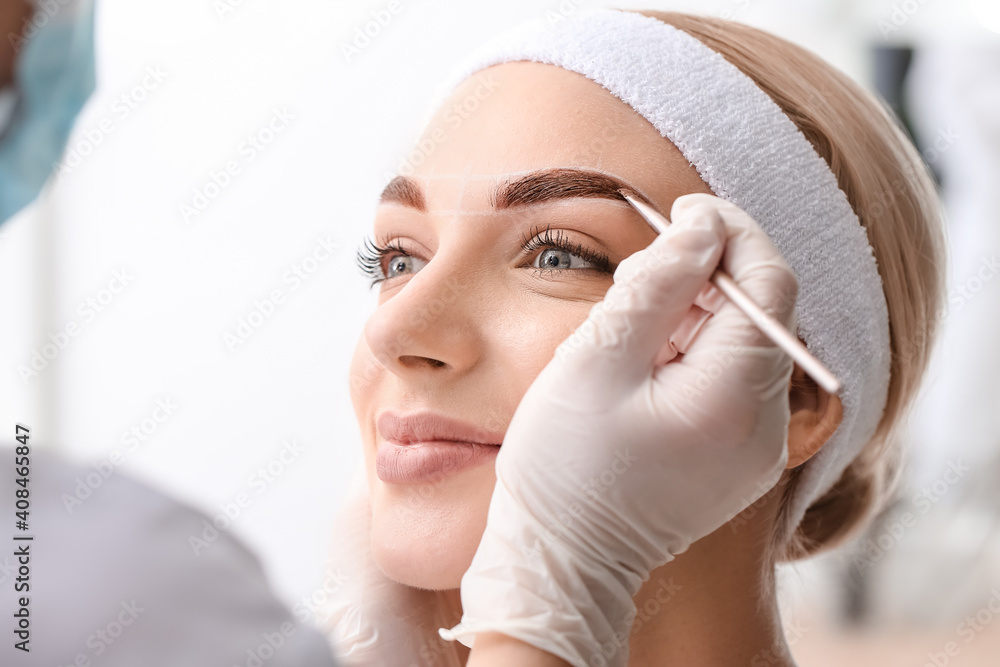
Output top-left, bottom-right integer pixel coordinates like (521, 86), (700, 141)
(0, 0), (998, 665)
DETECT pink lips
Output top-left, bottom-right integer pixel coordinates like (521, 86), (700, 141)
(375, 411), (504, 484)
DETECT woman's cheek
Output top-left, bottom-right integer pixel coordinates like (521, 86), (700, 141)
(495, 295), (598, 397)
(348, 334), (380, 414)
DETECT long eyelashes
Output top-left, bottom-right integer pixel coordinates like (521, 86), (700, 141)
(356, 236), (406, 289)
(518, 224), (614, 274)
(356, 226), (615, 288)
(356, 237), (383, 287)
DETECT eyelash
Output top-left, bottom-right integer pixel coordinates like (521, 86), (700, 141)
(355, 226), (614, 288)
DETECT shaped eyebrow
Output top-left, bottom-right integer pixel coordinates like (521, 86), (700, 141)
(377, 167), (652, 211)
(378, 175), (426, 210)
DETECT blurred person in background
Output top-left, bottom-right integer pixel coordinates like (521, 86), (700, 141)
(0, 2), (339, 665)
(0, 0), (93, 221)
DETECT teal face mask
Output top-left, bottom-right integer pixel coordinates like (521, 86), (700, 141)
(0, 0), (96, 224)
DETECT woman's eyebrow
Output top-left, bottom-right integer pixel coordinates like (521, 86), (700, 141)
(379, 175), (426, 210)
(377, 168), (651, 211)
(493, 168), (649, 209)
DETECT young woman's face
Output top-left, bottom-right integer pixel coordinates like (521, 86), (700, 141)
(350, 61), (712, 589)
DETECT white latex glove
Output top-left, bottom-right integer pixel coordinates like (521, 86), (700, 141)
(440, 194), (798, 667)
(322, 472), (468, 667)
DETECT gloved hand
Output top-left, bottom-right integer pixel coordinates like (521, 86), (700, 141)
(322, 471), (469, 667)
(440, 193), (798, 667)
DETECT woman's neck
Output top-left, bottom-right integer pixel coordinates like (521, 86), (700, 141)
(627, 519), (795, 666)
(433, 501), (796, 666)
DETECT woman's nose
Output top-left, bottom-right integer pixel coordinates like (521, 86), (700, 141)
(363, 264), (483, 377)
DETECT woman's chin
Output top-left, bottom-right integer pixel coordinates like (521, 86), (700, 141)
(370, 521), (478, 590)
(373, 546), (467, 590)
(371, 499), (488, 590)
(368, 478), (493, 590)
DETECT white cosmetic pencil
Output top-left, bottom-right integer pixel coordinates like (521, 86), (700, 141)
(620, 192), (842, 396)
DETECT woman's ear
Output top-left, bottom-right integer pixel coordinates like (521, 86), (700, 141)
(786, 363), (843, 468)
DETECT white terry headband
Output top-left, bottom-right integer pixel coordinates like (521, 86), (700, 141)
(428, 8), (892, 540)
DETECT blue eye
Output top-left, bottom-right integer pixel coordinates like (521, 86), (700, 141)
(521, 225), (614, 276)
(356, 237), (427, 288)
(534, 247), (597, 271)
(385, 253), (427, 279)
(356, 226), (615, 290)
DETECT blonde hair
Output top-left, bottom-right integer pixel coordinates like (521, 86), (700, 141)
(637, 10), (947, 561)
